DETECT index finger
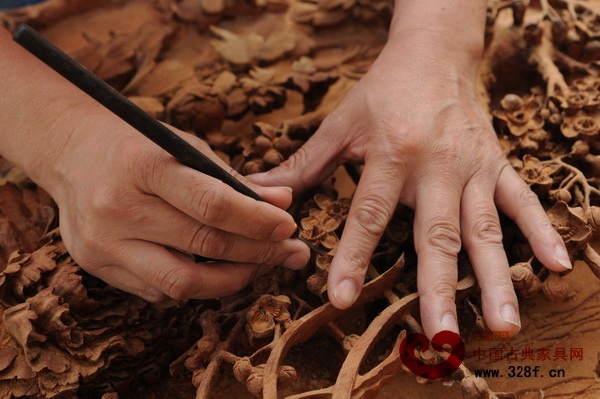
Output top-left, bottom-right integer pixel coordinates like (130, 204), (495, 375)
(150, 158), (298, 241)
(327, 157), (404, 308)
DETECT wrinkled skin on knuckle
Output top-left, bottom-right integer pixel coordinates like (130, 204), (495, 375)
(138, 288), (168, 304)
(420, 219), (462, 258)
(516, 185), (540, 209)
(193, 225), (230, 258)
(339, 251), (370, 283)
(422, 279), (457, 304)
(253, 243), (278, 266)
(158, 267), (198, 301)
(86, 183), (124, 221)
(70, 209), (124, 263)
(482, 276), (516, 297)
(514, 187), (555, 234)
(193, 185), (226, 225)
(353, 196), (393, 238)
(468, 213), (504, 247)
(429, 142), (463, 167)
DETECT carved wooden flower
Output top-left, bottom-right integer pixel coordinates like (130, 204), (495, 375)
(166, 85), (226, 133)
(300, 217), (340, 247)
(541, 272), (570, 303)
(553, 77), (600, 111)
(510, 262), (542, 299)
(306, 254), (334, 298)
(240, 68), (287, 114)
(242, 122), (304, 173)
(210, 27), (297, 66)
(517, 155), (560, 191)
(560, 110), (600, 139)
(493, 93), (544, 137)
(287, 56), (339, 96)
(314, 194), (351, 220)
(547, 201), (592, 255)
(245, 295), (292, 342)
(299, 223), (340, 249)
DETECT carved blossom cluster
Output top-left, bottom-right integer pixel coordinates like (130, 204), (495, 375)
(245, 294), (292, 343)
(0, 232), (202, 398)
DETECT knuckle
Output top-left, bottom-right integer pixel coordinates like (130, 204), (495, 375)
(192, 187), (225, 225)
(353, 197), (393, 238)
(139, 287), (168, 303)
(341, 251), (370, 280)
(427, 279), (457, 302)
(430, 144), (460, 165)
(469, 213), (503, 246)
(514, 186), (556, 237)
(75, 224), (102, 255)
(422, 219), (462, 257)
(255, 244), (277, 266)
(192, 226), (230, 258)
(516, 185), (540, 208)
(74, 223), (114, 260)
(88, 185), (122, 219)
(158, 268), (197, 300)
(482, 277), (517, 299)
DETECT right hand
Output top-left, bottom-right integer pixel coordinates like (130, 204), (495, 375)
(42, 103), (310, 303)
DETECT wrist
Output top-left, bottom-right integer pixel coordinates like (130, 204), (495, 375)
(0, 27), (97, 194)
(20, 98), (98, 198)
(388, 0), (485, 75)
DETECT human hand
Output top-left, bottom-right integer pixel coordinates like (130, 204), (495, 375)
(40, 104), (310, 303)
(0, 26), (309, 304)
(248, 31), (571, 338)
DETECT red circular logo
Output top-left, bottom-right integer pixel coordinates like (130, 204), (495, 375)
(399, 331), (465, 379)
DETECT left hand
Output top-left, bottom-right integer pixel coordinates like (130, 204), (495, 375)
(249, 30), (571, 339)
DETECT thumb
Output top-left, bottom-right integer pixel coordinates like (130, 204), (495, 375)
(246, 120), (344, 194)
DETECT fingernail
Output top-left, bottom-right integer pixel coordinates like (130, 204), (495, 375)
(554, 244), (572, 270)
(500, 304), (521, 328)
(271, 222), (296, 241)
(282, 251), (309, 269)
(333, 279), (358, 308)
(440, 313), (459, 334)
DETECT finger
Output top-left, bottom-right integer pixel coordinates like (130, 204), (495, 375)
(147, 157), (297, 241)
(84, 263), (168, 303)
(495, 165), (572, 271)
(327, 157), (404, 309)
(246, 116), (347, 193)
(414, 181), (462, 340)
(461, 178), (520, 336)
(127, 199), (309, 268)
(115, 240), (264, 300)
